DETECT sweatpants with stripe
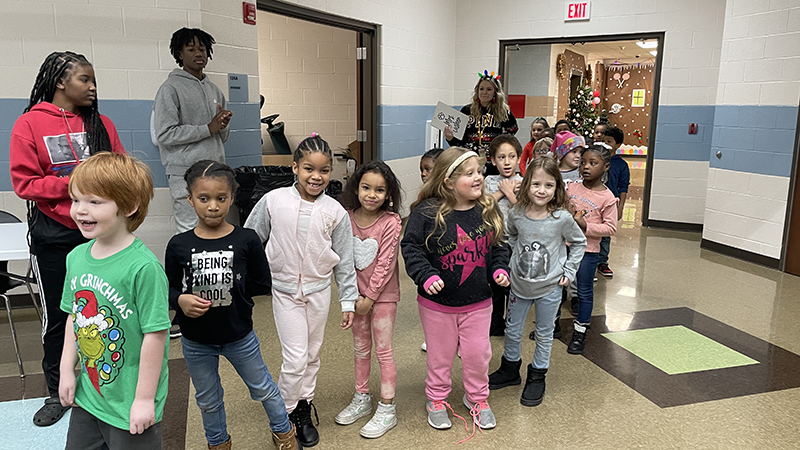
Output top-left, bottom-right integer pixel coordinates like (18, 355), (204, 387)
(29, 209), (86, 397)
(271, 284), (332, 413)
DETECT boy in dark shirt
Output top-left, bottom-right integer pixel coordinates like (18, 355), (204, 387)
(597, 126), (630, 278)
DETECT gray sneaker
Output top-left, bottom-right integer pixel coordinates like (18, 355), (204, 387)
(426, 399), (452, 429)
(335, 392), (372, 425)
(463, 395), (496, 429)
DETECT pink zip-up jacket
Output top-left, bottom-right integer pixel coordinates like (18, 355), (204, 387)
(245, 185), (358, 312)
(348, 210), (401, 303)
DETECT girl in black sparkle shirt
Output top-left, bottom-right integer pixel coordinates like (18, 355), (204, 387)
(401, 147), (510, 441)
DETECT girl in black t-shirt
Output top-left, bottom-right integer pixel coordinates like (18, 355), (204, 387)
(164, 161), (299, 450)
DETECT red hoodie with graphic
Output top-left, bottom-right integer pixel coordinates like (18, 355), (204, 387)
(10, 102), (126, 229)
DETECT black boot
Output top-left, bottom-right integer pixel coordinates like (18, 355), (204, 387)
(520, 365), (547, 407)
(289, 399), (319, 447)
(567, 326), (588, 355)
(488, 356), (522, 390)
(553, 320), (562, 339)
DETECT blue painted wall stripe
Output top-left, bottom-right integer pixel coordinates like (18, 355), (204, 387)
(653, 105), (715, 162)
(0, 98), (262, 191)
(378, 105), (436, 161)
(710, 105), (799, 177)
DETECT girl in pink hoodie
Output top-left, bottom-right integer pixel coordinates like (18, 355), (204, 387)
(335, 161), (403, 439)
(9, 51), (125, 427)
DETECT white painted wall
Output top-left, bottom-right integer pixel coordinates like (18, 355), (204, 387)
(649, 161), (710, 224)
(454, 0), (725, 105)
(455, 0), (726, 224)
(702, 0), (800, 259)
(274, 0), (457, 107)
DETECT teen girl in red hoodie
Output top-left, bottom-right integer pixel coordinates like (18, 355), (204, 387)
(9, 51), (125, 427)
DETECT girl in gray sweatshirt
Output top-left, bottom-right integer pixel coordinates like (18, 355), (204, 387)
(487, 157), (586, 407)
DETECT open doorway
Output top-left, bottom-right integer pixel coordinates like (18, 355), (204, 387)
(255, 0), (378, 180)
(499, 33), (664, 229)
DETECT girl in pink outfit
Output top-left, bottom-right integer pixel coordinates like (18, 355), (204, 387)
(244, 135), (358, 448)
(401, 147), (510, 441)
(335, 161), (403, 439)
(565, 143), (617, 355)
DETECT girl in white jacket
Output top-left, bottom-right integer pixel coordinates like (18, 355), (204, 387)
(245, 134), (357, 448)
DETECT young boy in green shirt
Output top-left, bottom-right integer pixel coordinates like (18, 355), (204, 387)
(59, 152), (170, 449)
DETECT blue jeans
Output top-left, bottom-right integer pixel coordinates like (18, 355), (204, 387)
(598, 236), (610, 265)
(503, 287), (561, 369)
(182, 330), (291, 446)
(575, 252), (599, 325)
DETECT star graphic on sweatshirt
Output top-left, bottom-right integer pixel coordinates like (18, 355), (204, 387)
(440, 225), (486, 285)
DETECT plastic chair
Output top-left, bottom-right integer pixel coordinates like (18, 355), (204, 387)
(0, 210), (42, 378)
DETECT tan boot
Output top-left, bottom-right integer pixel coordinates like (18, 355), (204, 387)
(272, 423), (299, 450)
(208, 436), (232, 450)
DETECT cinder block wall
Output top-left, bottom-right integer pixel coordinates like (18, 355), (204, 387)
(0, 0), (262, 261)
(702, 0), (800, 260)
(257, 11), (358, 155)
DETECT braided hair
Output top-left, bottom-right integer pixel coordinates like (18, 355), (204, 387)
(582, 143), (613, 164)
(184, 160), (239, 194)
(25, 51), (112, 155)
(294, 134), (333, 164)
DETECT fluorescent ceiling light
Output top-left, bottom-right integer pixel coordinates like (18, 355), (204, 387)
(636, 40), (658, 49)
(650, 50), (657, 56)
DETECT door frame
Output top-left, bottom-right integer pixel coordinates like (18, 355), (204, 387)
(779, 98), (800, 273)
(497, 31), (666, 227)
(256, 0), (379, 163)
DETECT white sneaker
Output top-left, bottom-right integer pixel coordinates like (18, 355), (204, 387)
(360, 401), (397, 438)
(421, 341), (427, 352)
(335, 392), (372, 425)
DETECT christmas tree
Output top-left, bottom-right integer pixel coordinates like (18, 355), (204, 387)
(566, 83), (603, 139)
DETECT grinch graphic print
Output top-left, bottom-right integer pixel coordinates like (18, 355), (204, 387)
(71, 289), (126, 397)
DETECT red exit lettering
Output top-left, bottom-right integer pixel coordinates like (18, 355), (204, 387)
(565, 2), (590, 21)
(569, 3), (587, 18)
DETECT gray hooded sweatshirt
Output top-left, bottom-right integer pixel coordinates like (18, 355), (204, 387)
(154, 68), (230, 175)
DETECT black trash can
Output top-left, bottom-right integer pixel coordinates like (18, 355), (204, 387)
(234, 165), (295, 224)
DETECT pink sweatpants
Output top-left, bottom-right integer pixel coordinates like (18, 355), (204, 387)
(352, 302), (397, 400)
(418, 303), (492, 403)
(271, 285), (332, 413)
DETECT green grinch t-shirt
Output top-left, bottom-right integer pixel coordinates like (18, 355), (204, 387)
(60, 238), (170, 430)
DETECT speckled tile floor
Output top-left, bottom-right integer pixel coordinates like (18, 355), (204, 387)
(3, 170), (800, 448)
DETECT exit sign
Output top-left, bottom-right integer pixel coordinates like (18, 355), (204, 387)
(565, 2), (591, 21)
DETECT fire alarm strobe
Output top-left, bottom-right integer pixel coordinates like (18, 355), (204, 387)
(243, 2), (256, 25)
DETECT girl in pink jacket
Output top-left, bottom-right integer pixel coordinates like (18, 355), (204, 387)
(244, 135), (357, 448)
(334, 161), (403, 439)
(565, 144), (618, 355)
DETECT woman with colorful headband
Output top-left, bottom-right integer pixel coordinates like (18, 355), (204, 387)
(445, 71), (519, 175)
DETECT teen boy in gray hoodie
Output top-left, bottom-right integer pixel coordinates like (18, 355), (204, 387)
(154, 27), (233, 233)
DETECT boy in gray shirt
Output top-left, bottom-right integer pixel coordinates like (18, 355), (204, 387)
(154, 27), (233, 233)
